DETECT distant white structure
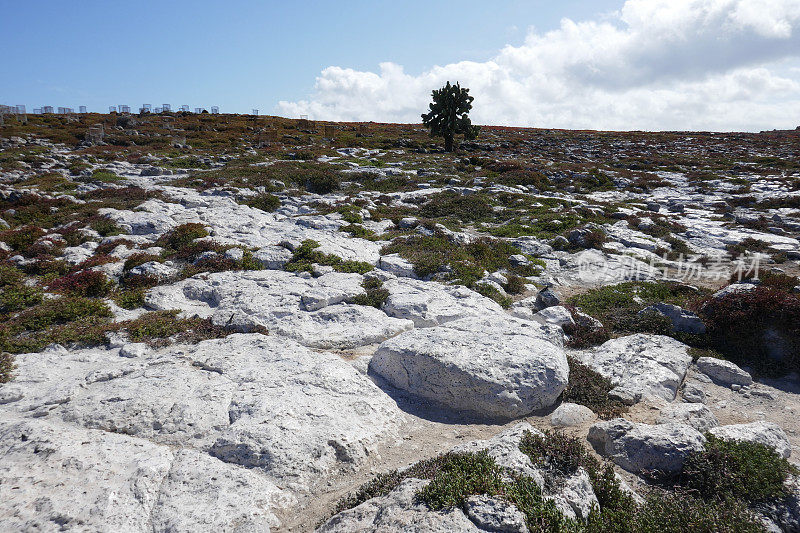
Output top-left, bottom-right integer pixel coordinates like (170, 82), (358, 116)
(79, 106), (87, 113)
(180, 105), (189, 112)
(252, 109), (259, 115)
(33, 108), (43, 114)
(154, 107), (163, 113)
(194, 107), (202, 113)
(119, 105), (131, 113)
(162, 104), (171, 112)
(109, 106), (117, 113)
(211, 106), (219, 114)
(43, 106), (54, 113)
(15, 105), (25, 114)
(140, 104), (152, 113)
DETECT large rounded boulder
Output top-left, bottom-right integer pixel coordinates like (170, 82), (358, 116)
(369, 316), (568, 419)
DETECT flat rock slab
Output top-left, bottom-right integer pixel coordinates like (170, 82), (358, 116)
(381, 277), (505, 327)
(101, 190), (382, 264)
(3, 334), (405, 495)
(146, 270), (413, 349)
(574, 334), (693, 402)
(696, 356), (753, 387)
(369, 316), (568, 419)
(588, 419), (706, 474)
(0, 415), (291, 532)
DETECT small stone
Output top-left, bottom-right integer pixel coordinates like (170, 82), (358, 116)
(696, 357), (753, 387)
(551, 403), (596, 427)
(535, 287), (561, 309)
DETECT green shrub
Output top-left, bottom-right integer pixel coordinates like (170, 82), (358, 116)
(675, 435), (795, 503)
(284, 239), (373, 274)
(0, 351), (14, 383)
(0, 284), (44, 312)
(156, 223), (209, 252)
(505, 274), (527, 295)
(474, 283), (512, 308)
(89, 217), (124, 237)
(123, 252), (161, 271)
(244, 193), (281, 212)
(112, 288), (146, 310)
(560, 357), (626, 419)
(350, 277), (389, 308)
(416, 452), (572, 533)
(304, 167), (340, 194)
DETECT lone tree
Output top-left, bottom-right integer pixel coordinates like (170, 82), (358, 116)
(421, 81), (480, 152)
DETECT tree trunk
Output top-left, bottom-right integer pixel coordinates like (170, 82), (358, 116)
(444, 134), (454, 152)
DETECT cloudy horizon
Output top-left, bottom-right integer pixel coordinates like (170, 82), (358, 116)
(279, 0), (800, 132)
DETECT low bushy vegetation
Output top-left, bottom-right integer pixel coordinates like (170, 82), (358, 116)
(329, 430), (771, 532)
(284, 239), (373, 274)
(567, 281), (708, 346)
(673, 435), (795, 504)
(699, 278), (800, 377)
(349, 277), (389, 308)
(560, 357), (626, 419)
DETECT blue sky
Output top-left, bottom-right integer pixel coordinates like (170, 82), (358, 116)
(1, 0), (619, 114)
(3, 0), (800, 130)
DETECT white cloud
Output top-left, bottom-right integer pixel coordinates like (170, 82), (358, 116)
(278, 0), (800, 131)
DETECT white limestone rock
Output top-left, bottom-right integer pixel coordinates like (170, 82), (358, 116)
(378, 253), (418, 278)
(638, 302), (706, 334)
(253, 245), (294, 269)
(381, 277), (505, 327)
(370, 316), (569, 419)
(574, 334), (693, 402)
(588, 419), (706, 474)
(533, 305), (575, 328)
(709, 422), (792, 459)
(465, 495), (529, 532)
(0, 415), (290, 532)
(696, 356), (753, 387)
(550, 403), (596, 427)
(657, 403), (719, 432)
(5, 335), (405, 494)
(101, 191), (382, 264)
(146, 270), (412, 349)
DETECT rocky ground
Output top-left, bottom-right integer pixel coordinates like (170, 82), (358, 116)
(0, 112), (799, 531)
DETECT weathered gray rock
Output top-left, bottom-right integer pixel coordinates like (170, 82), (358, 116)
(5, 335), (405, 494)
(588, 419), (706, 474)
(550, 402), (596, 427)
(252, 245), (294, 269)
(760, 474), (800, 533)
(0, 415), (290, 532)
(574, 334), (693, 402)
(709, 422), (792, 459)
(146, 270), (413, 349)
(696, 357), (753, 387)
(657, 403), (719, 432)
(381, 277), (505, 327)
(533, 305), (575, 328)
(378, 254), (418, 278)
(535, 287), (561, 309)
(638, 302), (705, 334)
(465, 495), (529, 532)
(682, 383), (706, 403)
(370, 316), (568, 419)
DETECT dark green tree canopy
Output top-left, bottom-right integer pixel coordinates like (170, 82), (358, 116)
(421, 81), (480, 152)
